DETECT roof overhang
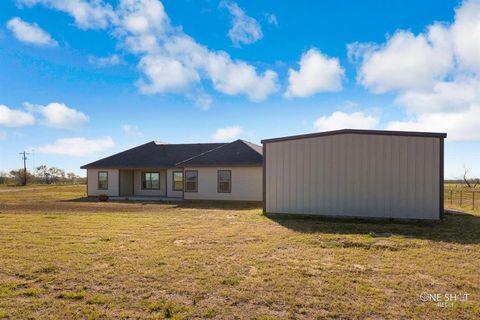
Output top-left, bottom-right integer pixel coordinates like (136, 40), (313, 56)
(179, 163), (263, 168)
(261, 129), (447, 144)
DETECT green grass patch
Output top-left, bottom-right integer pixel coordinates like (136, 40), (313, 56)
(202, 307), (217, 318)
(58, 290), (86, 300)
(21, 287), (42, 297)
(87, 294), (107, 305)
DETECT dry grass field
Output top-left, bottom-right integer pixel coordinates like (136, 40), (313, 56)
(0, 185), (479, 319)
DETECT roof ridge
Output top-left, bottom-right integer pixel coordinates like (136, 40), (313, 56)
(239, 139), (262, 155)
(174, 142), (231, 166)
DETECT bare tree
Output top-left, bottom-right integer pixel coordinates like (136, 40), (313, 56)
(463, 165), (472, 188)
(473, 178), (480, 189)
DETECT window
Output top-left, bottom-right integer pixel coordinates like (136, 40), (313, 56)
(217, 170), (231, 193)
(98, 171), (108, 190)
(142, 172), (160, 189)
(184, 170), (198, 192)
(172, 171), (183, 191)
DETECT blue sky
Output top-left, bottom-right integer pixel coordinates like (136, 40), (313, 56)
(1, 0), (479, 178)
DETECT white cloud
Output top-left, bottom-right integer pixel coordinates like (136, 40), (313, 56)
(17, 0), (116, 30)
(26, 102), (89, 129)
(451, 0), (480, 72)
(285, 48), (344, 98)
(265, 13), (278, 26)
(118, 0), (276, 100)
(136, 55), (200, 93)
(142, 34), (278, 101)
(36, 136), (114, 156)
(349, 25), (452, 93)
(386, 105), (480, 141)
(394, 78), (480, 114)
(6, 17), (58, 47)
(0, 104), (35, 127)
(314, 111), (379, 132)
(22, 0), (277, 102)
(220, 1), (262, 46)
(193, 93), (213, 110)
(350, 0), (480, 141)
(88, 54), (124, 67)
(212, 125), (243, 141)
(122, 124), (143, 137)
(116, 0), (169, 35)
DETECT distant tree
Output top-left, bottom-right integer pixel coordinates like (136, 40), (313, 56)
(66, 172), (80, 184)
(47, 167), (65, 184)
(5, 165), (83, 185)
(9, 169), (35, 185)
(0, 171), (7, 184)
(35, 165), (50, 184)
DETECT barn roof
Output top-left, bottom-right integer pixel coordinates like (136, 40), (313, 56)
(261, 129), (447, 144)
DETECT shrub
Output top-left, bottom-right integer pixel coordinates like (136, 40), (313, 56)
(98, 194), (109, 202)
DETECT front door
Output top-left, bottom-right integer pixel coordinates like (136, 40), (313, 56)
(119, 170), (134, 196)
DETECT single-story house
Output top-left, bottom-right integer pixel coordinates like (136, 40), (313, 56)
(80, 139), (263, 201)
(262, 129), (447, 220)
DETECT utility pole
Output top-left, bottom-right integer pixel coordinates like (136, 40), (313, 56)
(19, 151), (30, 186)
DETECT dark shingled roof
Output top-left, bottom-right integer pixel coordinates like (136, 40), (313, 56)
(80, 142), (225, 169)
(176, 140), (262, 167)
(80, 140), (263, 169)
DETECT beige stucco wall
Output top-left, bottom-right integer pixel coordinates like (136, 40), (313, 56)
(265, 133), (441, 219)
(87, 169), (119, 197)
(183, 167), (262, 201)
(133, 170), (166, 196)
(166, 168), (184, 198)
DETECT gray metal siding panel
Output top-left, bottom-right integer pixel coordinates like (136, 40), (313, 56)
(265, 133), (441, 219)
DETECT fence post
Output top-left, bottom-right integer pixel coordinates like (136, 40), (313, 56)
(473, 191), (476, 210)
(450, 190), (453, 205)
(460, 191), (463, 207)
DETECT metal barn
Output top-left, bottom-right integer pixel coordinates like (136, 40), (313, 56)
(262, 129), (447, 220)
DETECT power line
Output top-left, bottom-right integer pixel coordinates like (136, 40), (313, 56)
(31, 149), (35, 173)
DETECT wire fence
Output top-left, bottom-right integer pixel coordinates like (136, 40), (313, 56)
(444, 189), (479, 211)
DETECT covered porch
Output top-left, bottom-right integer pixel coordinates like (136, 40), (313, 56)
(118, 168), (184, 198)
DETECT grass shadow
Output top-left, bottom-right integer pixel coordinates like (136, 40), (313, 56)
(64, 197), (98, 203)
(266, 212), (480, 244)
(64, 197), (262, 210)
(175, 200), (262, 211)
